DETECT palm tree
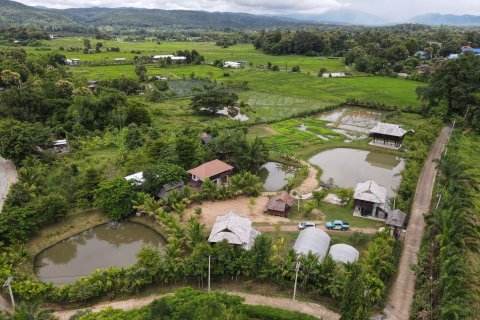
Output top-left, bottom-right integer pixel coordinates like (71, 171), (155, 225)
(185, 216), (206, 249)
(1, 301), (55, 320)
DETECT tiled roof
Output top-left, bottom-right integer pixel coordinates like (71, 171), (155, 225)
(354, 180), (387, 204)
(187, 159), (233, 180)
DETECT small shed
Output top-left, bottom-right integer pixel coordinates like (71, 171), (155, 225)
(329, 244), (359, 264)
(208, 211), (260, 250)
(370, 122), (408, 147)
(354, 180), (388, 219)
(385, 209), (406, 239)
(293, 228), (331, 262)
(157, 181), (185, 200)
(265, 192), (294, 217)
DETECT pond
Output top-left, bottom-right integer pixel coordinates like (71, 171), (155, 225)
(259, 162), (297, 191)
(34, 222), (165, 285)
(317, 107), (388, 140)
(308, 148), (405, 197)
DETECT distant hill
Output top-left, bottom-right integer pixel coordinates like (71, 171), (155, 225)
(279, 9), (388, 26)
(409, 13), (480, 26)
(0, 0), (315, 30)
(0, 0), (80, 28)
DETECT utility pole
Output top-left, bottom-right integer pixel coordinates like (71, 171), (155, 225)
(293, 262), (301, 301)
(3, 276), (15, 309)
(208, 255), (211, 292)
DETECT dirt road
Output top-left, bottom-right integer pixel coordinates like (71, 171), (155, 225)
(0, 157), (17, 211)
(293, 160), (319, 195)
(54, 291), (340, 320)
(385, 126), (452, 320)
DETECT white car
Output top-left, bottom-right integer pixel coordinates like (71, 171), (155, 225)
(298, 221), (316, 230)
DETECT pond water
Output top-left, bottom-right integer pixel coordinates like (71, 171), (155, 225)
(317, 107), (388, 140)
(259, 162), (297, 191)
(308, 148), (405, 197)
(34, 222), (165, 285)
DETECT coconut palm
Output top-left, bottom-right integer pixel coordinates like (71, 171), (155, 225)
(1, 301), (55, 320)
(185, 216), (206, 249)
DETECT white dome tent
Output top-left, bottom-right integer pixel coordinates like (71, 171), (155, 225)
(293, 228), (331, 262)
(329, 244), (360, 264)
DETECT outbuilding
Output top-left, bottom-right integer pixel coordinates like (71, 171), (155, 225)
(124, 171), (145, 186)
(353, 180), (389, 220)
(369, 122), (410, 148)
(329, 244), (359, 264)
(208, 211), (260, 250)
(265, 192), (294, 217)
(385, 209), (406, 239)
(293, 228), (331, 262)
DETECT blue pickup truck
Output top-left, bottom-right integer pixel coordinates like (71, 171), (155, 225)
(326, 220), (350, 231)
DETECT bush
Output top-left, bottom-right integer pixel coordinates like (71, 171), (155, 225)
(243, 305), (318, 320)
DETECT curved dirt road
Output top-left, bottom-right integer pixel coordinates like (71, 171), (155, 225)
(54, 291), (339, 320)
(385, 126), (452, 320)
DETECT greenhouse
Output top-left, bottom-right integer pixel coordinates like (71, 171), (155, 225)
(293, 228), (331, 262)
(329, 244), (360, 264)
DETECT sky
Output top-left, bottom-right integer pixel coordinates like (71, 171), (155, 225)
(14, 0), (480, 21)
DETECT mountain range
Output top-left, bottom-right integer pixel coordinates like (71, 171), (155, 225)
(1, 0), (480, 29)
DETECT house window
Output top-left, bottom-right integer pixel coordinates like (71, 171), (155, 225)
(192, 175), (198, 181)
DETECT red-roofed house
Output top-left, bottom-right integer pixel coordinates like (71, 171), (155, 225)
(265, 192), (294, 217)
(187, 159), (234, 187)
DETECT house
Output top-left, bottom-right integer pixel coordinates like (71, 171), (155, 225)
(52, 139), (69, 154)
(461, 46), (480, 55)
(71, 58), (80, 66)
(224, 61), (243, 69)
(329, 244), (359, 264)
(293, 228), (331, 262)
(187, 159), (233, 187)
(124, 171), (145, 186)
(153, 55), (186, 61)
(385, 209), (406, 239)
(157, 181), (185, 200)
(114, 58), (126, 62)
(208, 211), (260, 250)
(265, 192), (294, 217)
(369, 122), (410, 147)
(353, 180), (388, 219)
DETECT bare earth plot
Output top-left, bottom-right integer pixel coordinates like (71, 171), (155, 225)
(385, 126), (452, 320)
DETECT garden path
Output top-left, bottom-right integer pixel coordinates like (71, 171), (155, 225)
(54, 291), (340, 320)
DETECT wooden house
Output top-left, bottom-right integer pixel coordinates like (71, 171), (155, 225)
(265, 192), (294, 217)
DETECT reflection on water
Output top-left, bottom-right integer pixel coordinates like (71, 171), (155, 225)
(308, 148), (404, 197)
(34, 222), (165, 285)
(259, 162), (297, 191)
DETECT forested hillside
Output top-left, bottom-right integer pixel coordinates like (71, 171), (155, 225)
(0, 0), (312, 30)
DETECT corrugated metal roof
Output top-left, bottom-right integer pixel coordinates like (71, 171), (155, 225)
(354, 180), (387, 204)
(370, 122), (407, 137)
(329, 244), (359, 264)
(386, 209), (406, 227)
(293, 228), (331, 262)
(208, 211), (260, 250)
(266, 192), (294, 212)
(124, 172), (144, 185)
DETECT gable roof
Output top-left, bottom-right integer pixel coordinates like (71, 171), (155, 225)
(187, 159), (233, 180)
(266, 192), (294, 212)
(385, 209), (406, 228)
(354, 180), (387, 204)
(208, 211), (260, 250)
(370, 122), (407, 137)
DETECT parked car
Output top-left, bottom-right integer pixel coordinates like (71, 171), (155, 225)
(326, 220), (350, 231)
(298, 221), (316, 230)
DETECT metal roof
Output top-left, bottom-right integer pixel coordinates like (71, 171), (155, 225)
(329, 244), (359, 264)
(354, 180), (387, 204)
(386, 209), (406, 227)
(124, 171), (144, 186)
(208, 211), (260, 250)
(370, 122), (407, 137)
(293, 228), (331, 262)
